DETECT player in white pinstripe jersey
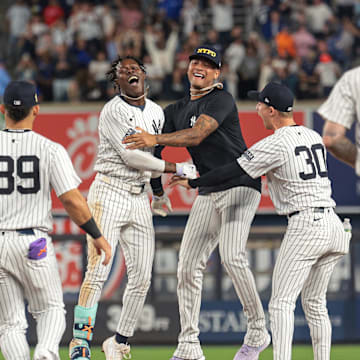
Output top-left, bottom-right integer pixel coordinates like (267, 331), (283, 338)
(69, 56), (197, 360)
(0, 81), (111, 360)
(171, 82), (351, 360)
(318, 66), (360, 175)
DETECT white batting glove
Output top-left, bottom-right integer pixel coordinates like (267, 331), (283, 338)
(151, 193), (173, 217)
(176, 162), (197, 179)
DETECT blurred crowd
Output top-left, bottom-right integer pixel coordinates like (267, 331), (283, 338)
(1, 0), (359, 103)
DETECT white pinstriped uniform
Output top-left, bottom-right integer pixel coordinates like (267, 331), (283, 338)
(0, 130), (81, 360)
(175, 186), (264, 360)
(78, 96), (164, 337)
(317, 66), (360, 175)
(238, 125), (351, 360)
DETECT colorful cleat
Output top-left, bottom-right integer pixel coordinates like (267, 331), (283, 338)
(233, 334), (271, 360)
(69, 338), (91, 360)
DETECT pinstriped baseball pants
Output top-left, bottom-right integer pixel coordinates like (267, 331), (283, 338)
(78, 178), (154, 337)
(0, 231), (65, 360)
(174, 186), (267, 359)
(269, 208), (351, 360)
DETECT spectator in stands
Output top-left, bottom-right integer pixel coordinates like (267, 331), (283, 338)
(14, 53), (37, 83)
(305, 0), (333, 38)
(158, 0), (183, 22)
(298, 48), (320, 99)
(53, 44), (75, 101)
(181, 0), (202, 37)
(36, 50), (55, 101)
(261, 10), (284, 42)
(6, 0), (32, 65)
(275, 26), (297, 58)
(204, 29), (223, 54)
(144, 21), (179, 93)
(238, 43), (261, 99)
(315, 52), (341, 97)
(292, 22), (317, 59)
(43, 0), (65, 27)
(118, 0), (144, 30)
(210, 0), (234, 46)
(88, 50), (111, 101)
(224, 26), (245, 99)
(143, 54), (164, 100)
(51, 19), (72, 46)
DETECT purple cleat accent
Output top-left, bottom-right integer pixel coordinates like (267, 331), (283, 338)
(233, 335), (271, 360)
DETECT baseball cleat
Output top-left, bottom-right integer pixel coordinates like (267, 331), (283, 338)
(102, 336), (131, 359)
(233, 334), (271, 360)
(169, 357), (205, 360)
(69, 338), (91, 359)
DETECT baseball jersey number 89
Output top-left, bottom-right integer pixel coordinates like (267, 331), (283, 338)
(0, 155), (40, 194)
(295, 143), (328, 180)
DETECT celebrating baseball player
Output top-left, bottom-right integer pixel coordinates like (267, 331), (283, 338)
(68, 56), (197, 360)
(0, 81), (111, 360)
(124, 46), (270, 360)
(171, 82), (352, 360)
(318, 66), (360, 175)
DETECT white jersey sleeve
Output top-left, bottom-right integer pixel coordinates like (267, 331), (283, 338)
(50, 144), (82, 197)
(237, 134), (286, 179)
(317, 69), (357, 129)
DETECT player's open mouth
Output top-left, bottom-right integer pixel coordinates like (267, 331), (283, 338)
(193, 73), (205, 79)
(128, 76), (139, 84)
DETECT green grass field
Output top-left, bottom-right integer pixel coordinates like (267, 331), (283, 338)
(1, 345), (359, 360)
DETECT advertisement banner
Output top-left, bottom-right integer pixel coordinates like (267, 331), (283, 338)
(33, 111), (304, 214)
(26, 298), (360, 345)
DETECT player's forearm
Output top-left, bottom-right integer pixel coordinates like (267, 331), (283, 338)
(325, 136), (356, 168)
(59, 189), (93, 225)
(155, 128), (203, 147)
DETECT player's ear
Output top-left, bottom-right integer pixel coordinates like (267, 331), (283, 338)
(0, 104), (5, 114)
(33, 105), (40, 116)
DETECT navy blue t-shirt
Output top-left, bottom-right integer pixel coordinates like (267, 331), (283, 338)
(161, 88), (261, 195)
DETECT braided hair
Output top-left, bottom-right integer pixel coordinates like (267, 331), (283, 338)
(106, 56), (146, 91)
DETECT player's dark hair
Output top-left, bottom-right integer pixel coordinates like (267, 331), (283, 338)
(4, 104), (32, 122)
(106, 56), (146, 90)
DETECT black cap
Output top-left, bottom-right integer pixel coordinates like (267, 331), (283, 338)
(3, 81), (39, 107)
(189, 46), (221, 68)
(248, 82), (294, 112)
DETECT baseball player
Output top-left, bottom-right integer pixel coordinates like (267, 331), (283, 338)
(0, 80), (111, 360)
(124, 46), (270, 360)
(68, 56), (197, 360)
(318, 66), (360, 175)
(170, 82), (351, 360)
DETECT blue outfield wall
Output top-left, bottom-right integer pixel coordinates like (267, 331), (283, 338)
(199, 298), (360, 343)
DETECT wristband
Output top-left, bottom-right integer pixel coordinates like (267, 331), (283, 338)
(80, 217), (102, 239)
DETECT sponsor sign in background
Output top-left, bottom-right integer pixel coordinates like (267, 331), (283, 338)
(26, 298), (360, 345)
(33, 111), (304, 214)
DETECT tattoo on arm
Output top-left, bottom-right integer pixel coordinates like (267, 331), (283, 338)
(155, 114), (219, 147)
(326, 135), (356, 168)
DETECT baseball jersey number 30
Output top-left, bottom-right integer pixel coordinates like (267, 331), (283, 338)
(295, 143), (328, 180)
(0, 155), (40, 194)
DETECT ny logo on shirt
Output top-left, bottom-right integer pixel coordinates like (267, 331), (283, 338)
(152, 119), (161, 134)
(189, 115), (197, 128)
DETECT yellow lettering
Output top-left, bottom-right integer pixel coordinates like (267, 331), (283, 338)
(196, 48), (216, 57)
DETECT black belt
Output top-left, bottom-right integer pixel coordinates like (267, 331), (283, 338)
(17, 228), (35, 235)
(288, 207), (325, 218)
(0, 228), (35, 236)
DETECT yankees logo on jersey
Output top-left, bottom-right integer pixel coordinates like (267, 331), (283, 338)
(95, 95), (164, 186)
(0, 130), (81, 231)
